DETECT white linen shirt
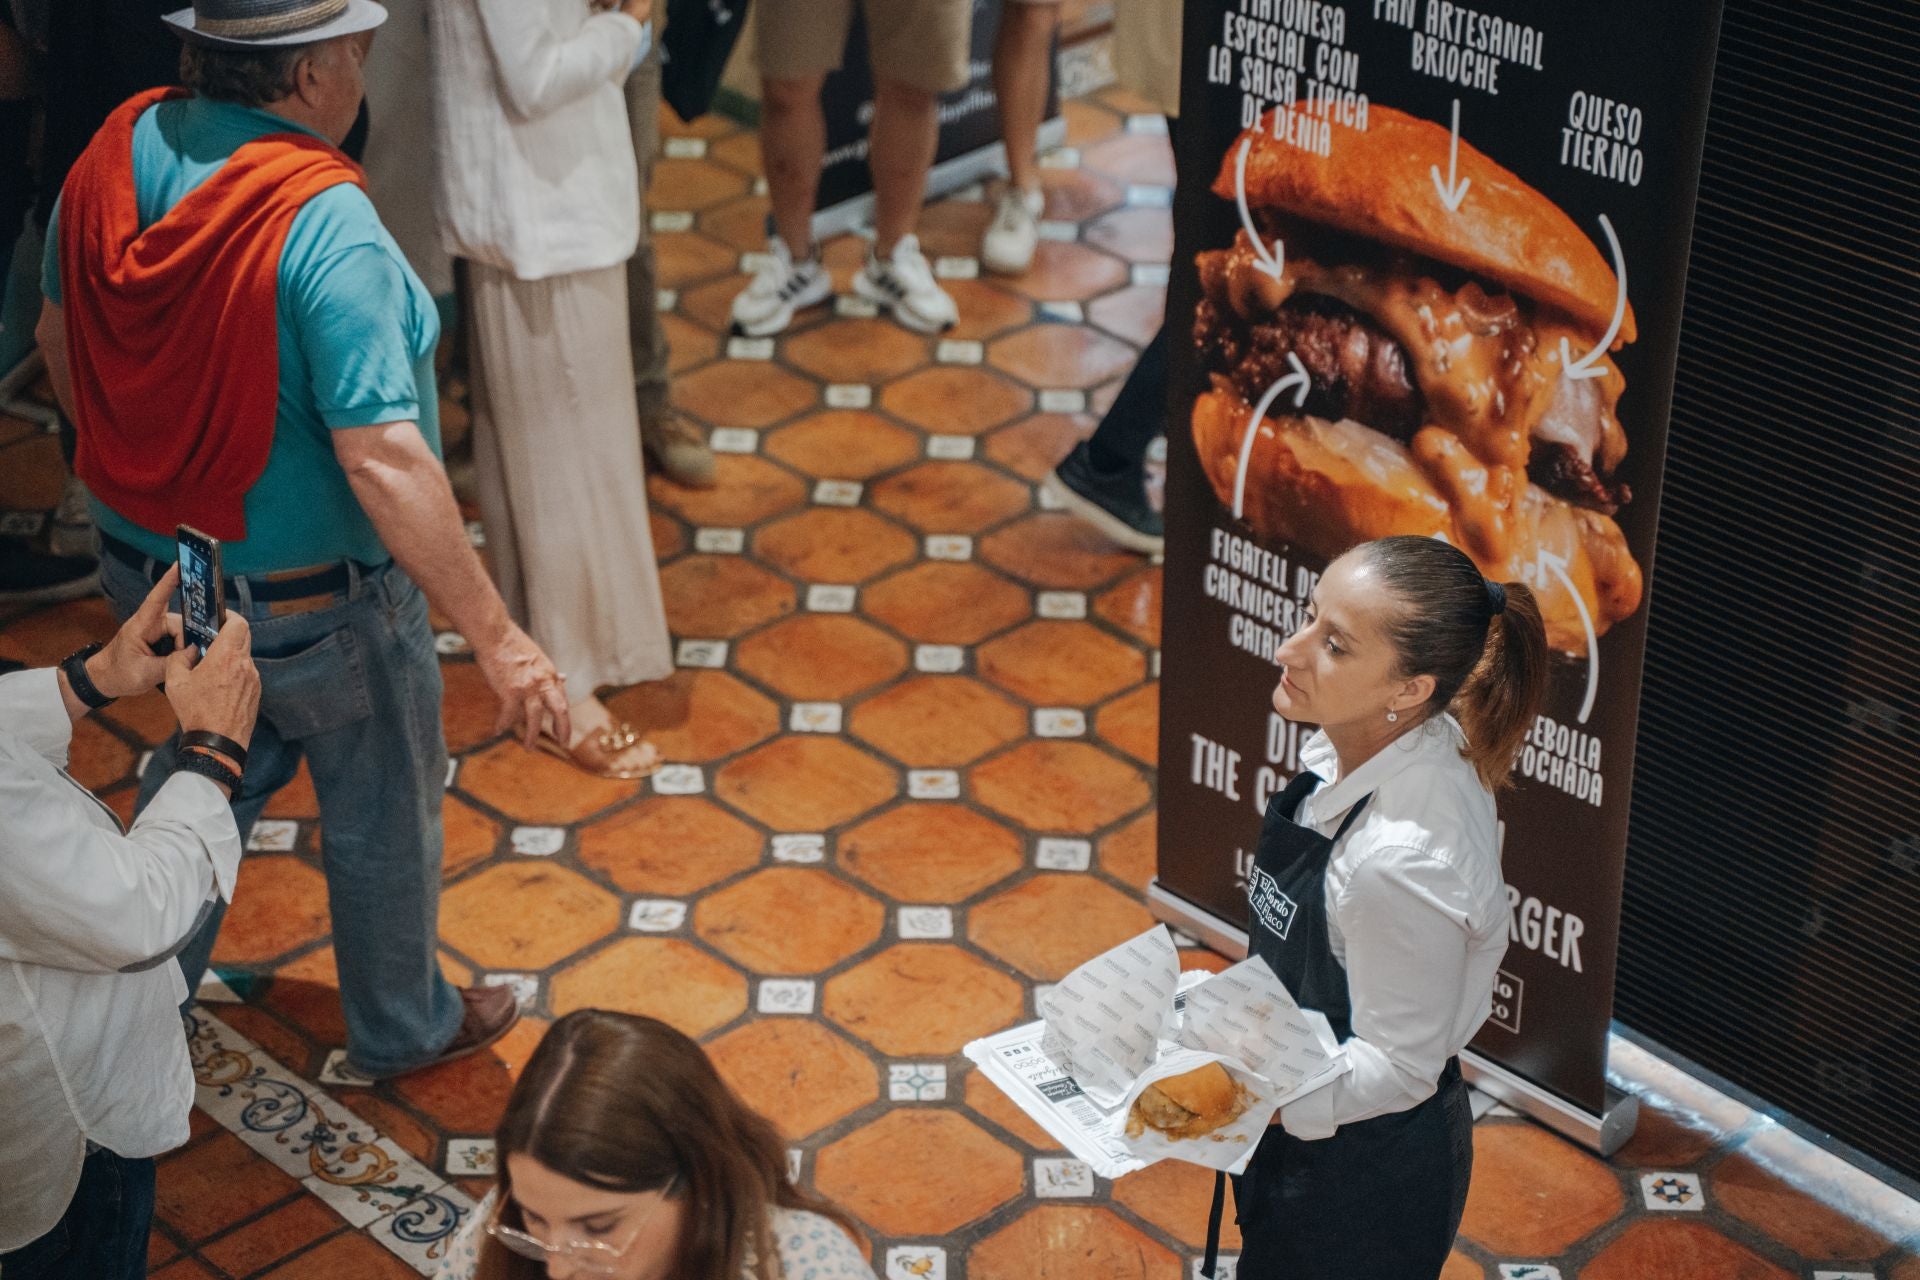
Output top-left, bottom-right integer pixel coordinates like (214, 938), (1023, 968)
(1276, 713), (1511, 1140)
(0, 670), (242, 1251)
(428, 0), (649, 280)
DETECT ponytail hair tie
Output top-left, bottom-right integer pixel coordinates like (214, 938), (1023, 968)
(1485, 580), (1507, 616)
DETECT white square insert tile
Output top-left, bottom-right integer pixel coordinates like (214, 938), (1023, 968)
(677, 639), (729, 669)
(1038, 147), (1081, 168)
(924, 534), (973, 561)
(915, 645), (966, 673)
(758, 980), (816, 1015)
(791, 702), (844, 733)
(655, 288), (678, 312)
(694, 527), (746, 554)
(434, 630), (469, 655)
(908, 770), (960, 799)
(898, 906), (953, 939)
(814, 479), (863, 506)
(1191, 1260), (1237, 1280)
(727, 336), (775, 361)
(1125, 114), (1170, 135)
(937, 339), (984, 365)
(1038, 388), (1088, 413)
(772, 834), (827, 863)
(807, 584), (858, 613)
(1497, 1267), (1564, 1280)
(651, 764), (706, 795)
(481, 972), (540, 1010)
(509, 826), (565, 856)
(1039, 301), (1085, 324)
(888, 1063), (948, 1101)
(649, 210), (694, 232)
(1033, 1157), (1095, 1197)
(709, 427), (760, 454)
(246, 820), (298, 852)
(1037, 591), (1088, 619)
(926, 434), (976, 460)
(1036, 838), (1092, 871)
(934, 256), (980, 279)
(662, 135), (707, 158)
(444, 757), (459, 789)
(834, 294), (880, 318)
(1639, 1172), (1705, 1211)
(628, 900), (688, 932)
(1132, 262), (1172, 286)
(787, 1148), (805, 1182)
(1034, 708), (1087, 737)
(446, 1138), (497, 1177)
(885, 1247), (948, 1280)
(825, 383), (873, 409)
(1037, 220), (1080, 242)
(1126, 183), (1174, 208)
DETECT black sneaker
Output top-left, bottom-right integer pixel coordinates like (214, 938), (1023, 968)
(0, 537), (100, 606)
(1042, 441), (1164, 556)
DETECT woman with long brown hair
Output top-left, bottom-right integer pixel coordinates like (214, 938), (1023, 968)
(1219, 534), (1551, 1279)
(436, 1010), (874, 1280)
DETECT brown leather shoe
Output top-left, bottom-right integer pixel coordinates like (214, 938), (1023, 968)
(640, 407), (717, 489)
(399, 985), (521, 1076)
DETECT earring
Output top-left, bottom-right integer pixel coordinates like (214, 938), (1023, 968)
(1386, 710), (1398, 723)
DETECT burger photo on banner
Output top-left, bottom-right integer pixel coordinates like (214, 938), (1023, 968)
(1190, 105), (1641, 654)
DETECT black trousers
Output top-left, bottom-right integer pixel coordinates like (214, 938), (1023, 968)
(0, 1148), (157, 1280)
(1085, 324), (1167, 471)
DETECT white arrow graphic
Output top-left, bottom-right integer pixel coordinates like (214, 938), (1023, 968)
(1536, 546), (1599, 724)
(1558, 213), (1628, 380)
(1232, 352), (1312, 520)
(1234, 136), (1286, 280)
(1429, 98), (1471, 211)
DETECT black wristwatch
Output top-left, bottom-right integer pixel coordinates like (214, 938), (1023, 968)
(60, 643), (116, 710)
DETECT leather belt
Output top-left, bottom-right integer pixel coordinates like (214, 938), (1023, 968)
(101, 531), (355, 613)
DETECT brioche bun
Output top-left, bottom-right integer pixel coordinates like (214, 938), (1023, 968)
(1126, 1062), (1248, 1140)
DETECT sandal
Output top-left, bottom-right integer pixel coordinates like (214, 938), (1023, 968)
(535, 721), (662, 780)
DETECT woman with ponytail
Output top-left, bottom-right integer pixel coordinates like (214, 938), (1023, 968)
(1224, 534), (1549, 1280)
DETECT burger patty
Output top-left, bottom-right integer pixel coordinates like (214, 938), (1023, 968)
(1528, 441), (1633, 516)
(1195, 296), (1424, 440)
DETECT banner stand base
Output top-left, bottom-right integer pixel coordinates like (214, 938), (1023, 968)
(1146, 878), (1640, 1157)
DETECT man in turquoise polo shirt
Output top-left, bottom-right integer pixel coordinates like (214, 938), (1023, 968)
(37, 0), (571, 1081)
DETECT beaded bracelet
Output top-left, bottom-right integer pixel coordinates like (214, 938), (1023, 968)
(175, 747), (243, 795)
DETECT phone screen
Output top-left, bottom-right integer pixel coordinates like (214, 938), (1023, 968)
(176, 526), (225, 655)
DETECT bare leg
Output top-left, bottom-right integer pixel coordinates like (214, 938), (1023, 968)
(868, 76), (940, 256)
(759, 74), (828, 259)
(993, 3), (1059, 196)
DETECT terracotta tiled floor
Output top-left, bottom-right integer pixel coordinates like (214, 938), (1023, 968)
(4, 87), (1918, 1280)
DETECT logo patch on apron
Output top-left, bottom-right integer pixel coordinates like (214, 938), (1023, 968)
(1248, 865), (1298, 940)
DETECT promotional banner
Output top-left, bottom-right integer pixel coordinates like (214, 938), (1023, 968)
(1152, 0), (1724, 1130)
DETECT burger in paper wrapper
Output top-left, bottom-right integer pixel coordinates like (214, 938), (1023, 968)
(1126, 1062), (1252, 1141)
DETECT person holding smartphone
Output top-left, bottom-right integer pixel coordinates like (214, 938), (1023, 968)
(0, 566), (259, 1279)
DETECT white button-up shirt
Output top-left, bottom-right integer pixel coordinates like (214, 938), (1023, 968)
(1277, 713), (1511, 1140)
(0, 670), (242, 1251)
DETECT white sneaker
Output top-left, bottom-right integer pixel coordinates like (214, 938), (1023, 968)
(730, 237), (832, 336)
(981, 185), (1044, 276)
(854, 235), (958, 333)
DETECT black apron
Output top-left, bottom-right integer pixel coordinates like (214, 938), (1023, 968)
(1202, 769), (1475, 1280)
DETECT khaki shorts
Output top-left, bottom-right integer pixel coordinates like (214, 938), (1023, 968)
(756, 0), (974, 96)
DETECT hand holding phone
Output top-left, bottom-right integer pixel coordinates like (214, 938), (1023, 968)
(176, 525), (226, 656)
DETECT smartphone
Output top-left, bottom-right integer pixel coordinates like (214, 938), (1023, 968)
(176, 525), (226, 655)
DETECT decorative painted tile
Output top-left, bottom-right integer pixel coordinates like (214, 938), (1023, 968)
(1498, 1267), (1564, 1280)
(1036, 484), (1068, 511)
(924, 535), (974, 561)
(934, 256), (980, 279)
(1126, 184), (1174, 208)
(888, 1063), (948, 1101)
(927, 434), (976, 460)
(709, 427), (760, 454)
(1039, 301), (1086, 324)
(695, 527), (747, 554)
(1132, 263), (1172, 286)
(898, 906), (954, 940)
(481, 972), (541, 1010)
(1037, 220), (1080, 242)
(1812, 1272), (1877, 1279)
(464, 519), (486, 547)
(445, 1138), (497, 1178)
(787, 1148), (805, 1182)
(676, 639), (729, 669)
(1037, 591), (1088, 619)
(433, 630), (469, 656)
(367, 1186), (473, 1272)
(1033, 1157), (1095, 1198)
(0, 511), (45, 536)
(771, 834), (827, 864)
(791, 702), (844, 733)
(196, 970), (242, 1003)
(628, 899), (688, 932)
(246, 819), (298, 852)
(1192, 1260), (1237, 1280)
(656, 288), (678, 312)
(758, 979), (817, 1015)
(444, 758), (459, 789)
(509, 826), (565, 857)
(908, 770), (961, 800)
(807, 584), (858, 613)
(915, 645), (966, 674)
(649, 210), (694, 232)
(1126, 114), (1170, 135)
(1038, 389), (1088, 413)
(1036, 838), (1092, 871)
(886, 1246), (948, 1280)
(739, 251), (774, 274)
(825, 383), (873, 409)
(1640, 1172), (1705, 1211)
(1034, 708), (1087, 738)
(937, 339), (984, 365)
(727, 336), (775, 362)
(814, 479), (864, 507)
(835, 294), (880, 318)
(651, 764), (706, 795)
(318, 1048), (378, 1088)
(663, 135), (707, 158)
(302, 1134), (446, 1229)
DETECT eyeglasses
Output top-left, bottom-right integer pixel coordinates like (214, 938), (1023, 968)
(485, 1177), (678, 1275)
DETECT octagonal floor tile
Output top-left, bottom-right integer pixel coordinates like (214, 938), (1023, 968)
(1063, 98), (1122, 146)
(978, 620), (1145, 706)
(548, 937), (747, 1038)
(706, 131), (762, 176)
(816, 1111), (1022, 1237)
(1081, 131), (1176, 187)
(652, 508), (686, 561)
(695, 867), (884, 974)
(99, 687), (177, 747)
(765, 411), (922, 480)
(388, 1015), (549, 1136)
(457, 739), (640, 824)
(914, 197), (993, 260)
(963, 1066), (1063, 1151)
(648, 157), (749, 210)
(849, 675), (1027, 767)
(869, 461), (1033, 535)
(677, 273), (753, 334)
(697, 194), (772, 254)
(207, 855), (329, 966)
(261, 761), (316, 821)
(442, 794), (501, 877)
(1099, 810), (1157, 894)
(1036, 168), (1126, 224)
(1094, 568), (1162, 647)
(972, 740), (1150, 834)
(997, 240), (1129, 303)
(824, 943), (1025, 1056)
(1611, 1090), (1729, 1170)
(782, 317), (929, 384)
(989, 325), (1138, 391)
(754, 508), (917, 584)
(707, 1019), (879, 1139)
(440, 662), (504, 755)
(604, 669), (780, 763)
(67, 718), (134, 792)
(1096, 684), (1159, 765)
(969, 1206), (1181, 1280)
(863, 562), (1032, 645)
(1088, 283), (1167, 347)
(659, 555), (796, 639)
(944, 279), (1035, 343)
(735, 614), (907, 701)
(1112, 1159), (1243, 1250)
(880, 367), (1032, 435)
(839, 803), (1025, 901)
(1580, 1220), (1795, 1280)
(652, 231), (739, 290)
(1085, 207), (1173, 265)
(981, 513), (1143, 590)
(673, 360), (818, 429)
(258, 945), (346, 1047)
(578, 796), (762, 896)
(156, 1130), (303, 1244)
(646, 454), (807, 527)
(970, 875), (1157, 981)
(715, 736), (899, 831)
(660, 311), (720, 375)
(0, 595), (113, 667)
(1456, 1121), (1625, 1256)
(439, 863), (622, 971)
(1712, 1149), (1903, 1260)
(984, 412), (1091, 482)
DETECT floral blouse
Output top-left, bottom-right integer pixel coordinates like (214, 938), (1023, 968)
(435, 1189), (877, 1280)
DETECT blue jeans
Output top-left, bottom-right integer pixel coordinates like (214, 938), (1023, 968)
(0, 1148), (155, 1280)
(102, 551), (463, 1076)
